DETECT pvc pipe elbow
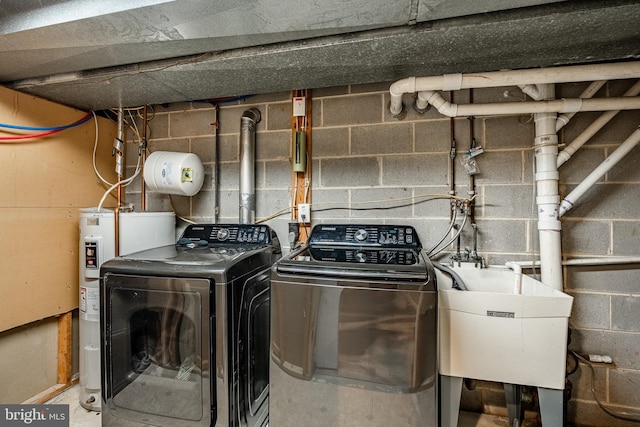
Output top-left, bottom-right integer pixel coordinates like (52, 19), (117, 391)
(389, 77), (416, 118)
(505, 262), (523, 294)
(558, 199), (573, 217)
(418, 91), (458, 117)
(557, 150), (571, 167)
(518, 84), (540, 100)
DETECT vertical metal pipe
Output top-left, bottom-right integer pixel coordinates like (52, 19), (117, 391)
(115, 108), (125, 256)
(214, 104), (220, 223)
(141, 105), (148, 211)
(239, 108), (261, 224)
(534, 84), (563, 291)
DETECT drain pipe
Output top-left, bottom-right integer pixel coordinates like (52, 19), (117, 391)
(413, 90), (640, 117)
(534, 84), (564, 292)
(559, 126), (640, 217)
(239, 108), (261, 224)
(389, 61), (640, 117)
(555, 80), (607, 131)
(557, 80), (640, 167)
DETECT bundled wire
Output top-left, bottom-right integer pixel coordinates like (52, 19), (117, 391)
(572, 351), (640, 423)
(0, 112), (93, 141)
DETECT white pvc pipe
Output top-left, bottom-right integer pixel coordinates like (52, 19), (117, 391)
(559, 127), (640, 217)
(518, 84), (540, 100)
(414, 90), (640, 117)
(563, 257), (640, 266)
(534, 84), (564, 292)
(389, 61), (640, 116)
(556, 80), (607, 131)
(500, 256), (640, 269)
(557, 80), (640, 167)
(505, 261), (523, 294)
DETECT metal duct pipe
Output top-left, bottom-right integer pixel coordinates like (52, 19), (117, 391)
(389, 61), (640, 117)
(239, 108), (261, 224)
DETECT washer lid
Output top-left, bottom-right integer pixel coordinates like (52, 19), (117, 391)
(275, 246), (434, 286)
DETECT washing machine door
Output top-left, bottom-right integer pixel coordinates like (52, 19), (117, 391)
(102, 274), (212, 427)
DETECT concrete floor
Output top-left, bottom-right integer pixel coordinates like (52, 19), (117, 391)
(48, 384), (524, 426)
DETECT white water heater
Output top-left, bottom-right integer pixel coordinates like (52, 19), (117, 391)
(78, 208), (176, 411)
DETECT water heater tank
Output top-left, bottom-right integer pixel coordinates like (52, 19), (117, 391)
(78, 208), (176, 411)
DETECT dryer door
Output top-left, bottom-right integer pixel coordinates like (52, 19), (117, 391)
(237, 271), (270, 426)
(102, 274), (212, 427)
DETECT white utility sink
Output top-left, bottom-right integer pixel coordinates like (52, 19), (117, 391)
(437, 264), (573, 390)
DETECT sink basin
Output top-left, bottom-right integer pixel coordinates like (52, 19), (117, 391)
(437, 264), (573, 389)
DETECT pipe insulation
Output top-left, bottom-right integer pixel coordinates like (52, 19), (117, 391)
(557, 80), (640, 167)
(414, 90), (640, 117)
(559, 126), (640, 217)
(389, 61), (640, 116)
(239, 108), (261, 224)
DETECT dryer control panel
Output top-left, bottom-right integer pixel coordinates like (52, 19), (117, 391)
(178, 224), (274, 246)
(308, 224), (421, 249)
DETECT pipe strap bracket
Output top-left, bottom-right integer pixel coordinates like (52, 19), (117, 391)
(534, 134), (558, 146)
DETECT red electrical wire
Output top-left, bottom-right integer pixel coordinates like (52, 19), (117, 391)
(0, 112), (92, 142)
(0, 128), (62, 141)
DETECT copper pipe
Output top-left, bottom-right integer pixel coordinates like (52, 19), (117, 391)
(141, 105), (148, 211)
(114, 108), (125, 256)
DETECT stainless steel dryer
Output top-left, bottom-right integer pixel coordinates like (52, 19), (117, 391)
(270, 224), (438, 427)
(100, 224), (280, 427)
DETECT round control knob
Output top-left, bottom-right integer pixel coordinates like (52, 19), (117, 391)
(216, 228), (230, 241)
(354, 251), (367, 263)
(354, 229), (368, 242)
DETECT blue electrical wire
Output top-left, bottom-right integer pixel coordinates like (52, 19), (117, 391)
(0, 112), (93, 131)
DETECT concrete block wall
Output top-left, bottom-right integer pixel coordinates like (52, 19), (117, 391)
(125, 79), (640, 426)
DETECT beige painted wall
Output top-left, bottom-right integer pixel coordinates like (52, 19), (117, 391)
(0, 87), (116, 331)
(0, 87), (116, 401)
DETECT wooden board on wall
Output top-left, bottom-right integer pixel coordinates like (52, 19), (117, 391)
(0, 87), (116, 332)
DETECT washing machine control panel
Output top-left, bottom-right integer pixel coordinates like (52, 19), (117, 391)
(179, 224), (273, 245)
(309, 247), (418, 264)
(308, 224), (420, 249)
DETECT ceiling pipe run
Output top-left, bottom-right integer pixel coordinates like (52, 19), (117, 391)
(559, 126), (640, 217)
(388, 61), (640, 118)
(239, 108), (261, 224)
(413, 90), (640, 117)
(557, 80), (640, 167)
(555, 80), (607, 131)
